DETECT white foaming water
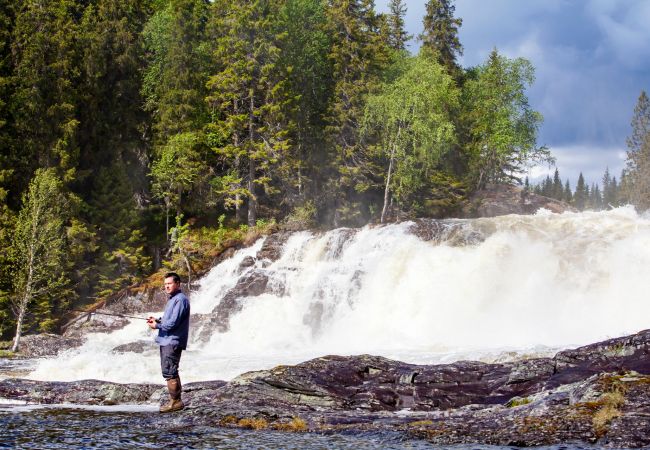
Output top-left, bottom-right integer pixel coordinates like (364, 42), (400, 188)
(26, 207), (650, 383)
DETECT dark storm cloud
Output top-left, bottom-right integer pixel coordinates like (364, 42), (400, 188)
(376, 0), (650, 184)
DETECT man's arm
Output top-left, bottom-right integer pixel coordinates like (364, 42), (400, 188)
(156, 298), (188, 332)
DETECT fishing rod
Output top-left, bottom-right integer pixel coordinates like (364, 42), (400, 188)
(72, 309), (159, 322)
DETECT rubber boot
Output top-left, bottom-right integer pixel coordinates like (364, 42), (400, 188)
(159, 377), (184, 413)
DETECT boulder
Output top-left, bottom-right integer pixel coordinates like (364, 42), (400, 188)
(460, 184), (575, 218)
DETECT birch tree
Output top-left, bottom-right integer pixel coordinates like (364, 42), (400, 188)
(11, 168), (70, 352)
(362, 52), (458, 222)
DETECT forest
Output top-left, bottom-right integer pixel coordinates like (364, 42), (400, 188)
(1, 0), (649, 346)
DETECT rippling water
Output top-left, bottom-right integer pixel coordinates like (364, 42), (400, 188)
(0, 405), (611, 450)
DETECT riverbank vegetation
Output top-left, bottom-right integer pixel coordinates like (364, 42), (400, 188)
(0, 0), (648, 347)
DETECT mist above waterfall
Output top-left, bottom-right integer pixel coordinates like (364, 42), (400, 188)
(27, 207), (650, 383)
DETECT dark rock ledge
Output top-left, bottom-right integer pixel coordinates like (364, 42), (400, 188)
(3, 330), (650, 447)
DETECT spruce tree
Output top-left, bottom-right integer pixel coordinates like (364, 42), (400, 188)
(386, 0), (411, 51)
(419, 0), (462, 76)
(552, 168), (562, 200)
(276, 0), (332, 212)
(78, 0), (151, 172)
(323, 0), (389, 225)
(625, 91), (650, 210)
(563, 179), (572, 203)
(0, 170), (15, 338)
(207, 0), (294, 226)
(0, 0), (16, 197)
(144, 0), (213, 238)
(574, 172), (587, 210)
(143, 0), (210, 141)
(11, 0), (84, 185)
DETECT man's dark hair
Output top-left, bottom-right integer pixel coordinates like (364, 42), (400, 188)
(165, 272), (182, 284)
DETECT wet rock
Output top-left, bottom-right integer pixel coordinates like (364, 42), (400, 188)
(64, 314), (132, 340)
(460, 184), (576, 219)
(0, 378), (160, 405)
(256, 232), (292, 263)
(237, 256), (256, 272)
(111, 341), (153, 354)
(18, 333), (83, 357)
(16, 334), (84, 357)
(207, 268), (287, 334)
(4, 330), (650, 446)
(325, 229), (358, 259)
(409, 219), (485, 246)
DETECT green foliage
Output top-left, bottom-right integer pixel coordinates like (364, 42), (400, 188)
(0, 0), (557, 338)
(574, 172), (587, 210)
(150, 131), (207, 238)
(11, 169), (71, 349)
(206, 0), (294, 225)
(143, 0), (211, 140)
(11, 0), (84, 184)
(362, 51), (458, 221)
(323, 0), (391, 226)
(464, 49), (552, 190)
(0, 171), (15, 337)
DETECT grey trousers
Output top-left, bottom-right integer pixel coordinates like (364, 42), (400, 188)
(160, 344), (183, 380)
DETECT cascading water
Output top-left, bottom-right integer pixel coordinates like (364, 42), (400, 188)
(26, 207), (650, 384)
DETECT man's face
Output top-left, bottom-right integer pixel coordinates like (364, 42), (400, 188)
(164, 277), (180, 295)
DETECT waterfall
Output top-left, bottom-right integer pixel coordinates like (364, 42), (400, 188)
(27, 207), (650, 383)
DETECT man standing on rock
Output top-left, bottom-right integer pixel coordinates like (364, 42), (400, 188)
(147, 272), (190, 413)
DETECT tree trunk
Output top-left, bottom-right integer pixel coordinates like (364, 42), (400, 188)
(12, 226), (37, 353)
(11, 299), (26, 352)
(248, 157), (257, 226)
(381, 128), (400, 224)
(247, 89), (257, 226)
(381, 149), (395, 224)
(233, 99), (243, 224)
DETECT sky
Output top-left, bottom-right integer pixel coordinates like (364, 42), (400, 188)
(375, 0), (650, 187)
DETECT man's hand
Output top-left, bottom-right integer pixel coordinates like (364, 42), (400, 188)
(147, 316), (158, 329)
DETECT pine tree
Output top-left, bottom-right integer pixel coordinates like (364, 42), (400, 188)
(602, 166), (617, 208)
(618, 170), (631, 205)
(419, 0), (462, 76)
(11, 169), (71, 351)
(625, 91), (650, 210)
(589, 183), (602, 210)
(541, 175), (552, 197)
(0, 170), (15, 338)
(144, 0), (213, 238)
(78, 0), (151, 173)
(608, 176), (618, 208)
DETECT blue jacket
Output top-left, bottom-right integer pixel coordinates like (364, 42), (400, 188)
(155, 290), (190, 349)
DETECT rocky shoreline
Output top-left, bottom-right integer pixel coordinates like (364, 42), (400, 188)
(2, 329), (650, 447)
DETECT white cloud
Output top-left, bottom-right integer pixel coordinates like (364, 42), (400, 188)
(527, 144), (626, 186)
